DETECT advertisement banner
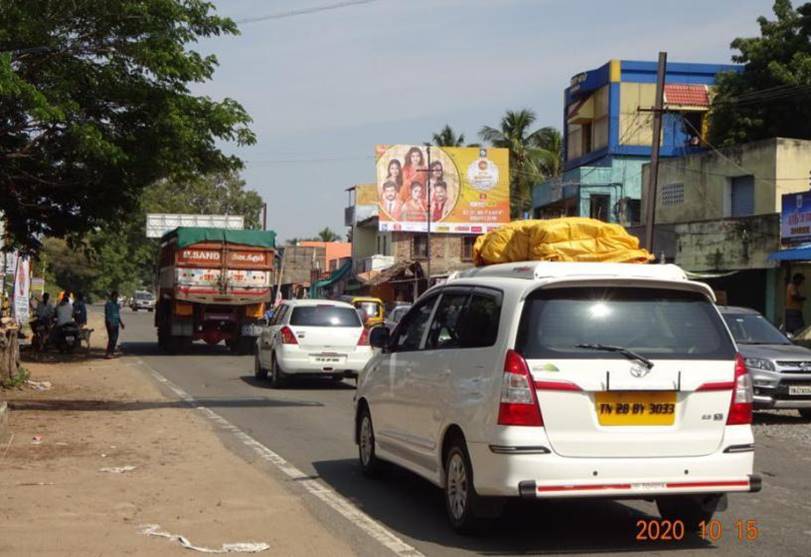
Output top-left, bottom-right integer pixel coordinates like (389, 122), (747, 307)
(13, 256), (30, 326)
(781, 192), (811, 245)
(375, 145), (510, 234)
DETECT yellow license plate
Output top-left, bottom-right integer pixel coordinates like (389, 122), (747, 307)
(595, 391), (677, 426)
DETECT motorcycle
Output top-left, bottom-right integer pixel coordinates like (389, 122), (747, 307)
(55, 321), (81, 353)
(30, 318), (53, 352)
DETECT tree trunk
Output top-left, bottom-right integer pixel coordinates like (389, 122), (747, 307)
(0, 324), (20, 386)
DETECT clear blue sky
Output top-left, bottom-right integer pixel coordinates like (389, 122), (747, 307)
(192, 0), (775, 241)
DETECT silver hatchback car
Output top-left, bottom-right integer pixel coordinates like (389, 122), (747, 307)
(720, 306), (811, 419)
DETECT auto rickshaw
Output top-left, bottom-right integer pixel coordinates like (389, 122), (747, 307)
(342, 296), (385, 328)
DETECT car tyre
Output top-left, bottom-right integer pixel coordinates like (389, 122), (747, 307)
(798, 408), (811, 420)
(358, 406), (382, 477)
(444, 438), (484, 534)
(656, 494), (721, 531)
(269, 354), (287, 388)
(254, 352), (268, 381)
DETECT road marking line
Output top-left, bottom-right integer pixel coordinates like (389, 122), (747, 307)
(137, 361), (424, 557)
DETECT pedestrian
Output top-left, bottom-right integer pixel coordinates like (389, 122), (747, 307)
(785, 273), (807, 334)
(104, 290), (125, 358)
(73, 292), (87, 327)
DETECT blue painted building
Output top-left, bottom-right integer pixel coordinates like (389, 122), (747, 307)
(533, 59), (740, 223)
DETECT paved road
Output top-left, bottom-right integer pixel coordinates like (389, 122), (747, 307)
(119, 309), (811, 556)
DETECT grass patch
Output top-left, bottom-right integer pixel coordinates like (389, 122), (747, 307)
(1, 366), (31, 389)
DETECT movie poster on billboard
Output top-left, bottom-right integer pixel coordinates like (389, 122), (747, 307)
(375, 145), (510, 234)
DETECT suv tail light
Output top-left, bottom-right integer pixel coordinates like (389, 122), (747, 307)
(357, 327), (370, 346)
(727, 353), (753, 425)
(498, 350), (543, 427)
(280, 326), (298, 345)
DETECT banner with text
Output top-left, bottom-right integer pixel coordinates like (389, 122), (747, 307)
(375, 145), (510, 234)
(781, 192), (811, 245)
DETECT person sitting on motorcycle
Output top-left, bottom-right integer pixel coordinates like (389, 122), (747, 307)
(73, 292), (88, 327)
(34, 293), (55, 326)
(55, 291), (74, 327)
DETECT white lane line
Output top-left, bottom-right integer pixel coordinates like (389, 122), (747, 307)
(136, 359), (424, 557)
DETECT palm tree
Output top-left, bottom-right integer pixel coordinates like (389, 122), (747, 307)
(317, 227), (340, 242)
(429, 125), (466, 147)
(479, 109), (562, 218)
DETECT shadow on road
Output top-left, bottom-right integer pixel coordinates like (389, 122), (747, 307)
(239, 375), (356, 391)
(753, 411), (809, 425)
(121, 341), (245, 357)
(311, 458), (713, 554)
(7, 396), (323, 412)
(21, 346), (108, 364)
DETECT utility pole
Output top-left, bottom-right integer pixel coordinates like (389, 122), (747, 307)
(644, 51), (668, 255)
(262, 202), (267, 231)
(425, 146), (432, 286)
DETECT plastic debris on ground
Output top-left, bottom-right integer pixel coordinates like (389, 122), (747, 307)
(99, 465), (137, 474)
(31, 435), (43, 445)
(139, 524), (270, 553)
(473, 217), (654, 266)
(26, 380), (52, 391)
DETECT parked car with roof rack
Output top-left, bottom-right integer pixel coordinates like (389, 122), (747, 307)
(354, 261), (759, 533)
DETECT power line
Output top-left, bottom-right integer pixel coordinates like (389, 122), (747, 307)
(234, 0), (379, 24)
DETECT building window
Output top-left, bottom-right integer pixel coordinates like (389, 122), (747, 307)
(589, 194), (610, 221)
(730, 175), (755, 217)
(661, 183), (685, 207)
(412, 235), (428, 259)
(461, 236), (475, 261)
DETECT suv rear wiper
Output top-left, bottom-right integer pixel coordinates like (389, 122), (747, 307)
(575, 343), (654, 369)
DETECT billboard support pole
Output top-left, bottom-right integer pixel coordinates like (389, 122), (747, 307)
(425, 146), (432, 287)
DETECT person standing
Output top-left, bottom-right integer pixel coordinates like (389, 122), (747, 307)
(785, 273), (807, 334)
(104, 290), (125, 358)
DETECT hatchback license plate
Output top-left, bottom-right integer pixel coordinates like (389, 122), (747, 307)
(788, 385), (811, 395)
(595, 391), (676, 426)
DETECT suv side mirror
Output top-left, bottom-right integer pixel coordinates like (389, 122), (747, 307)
(369, 327), (390, 350)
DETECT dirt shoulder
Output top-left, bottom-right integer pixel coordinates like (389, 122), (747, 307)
(0, 319), (355, 556)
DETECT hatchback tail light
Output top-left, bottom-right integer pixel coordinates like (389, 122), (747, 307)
(357, 327), (370, 346)
(498, 350), (543, 427)
(727, 353), (753, 425)
(279, 326), (298, 345)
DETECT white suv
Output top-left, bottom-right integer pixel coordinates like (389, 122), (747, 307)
(354, 262), (760, 533)
(255, 299), (373, 387)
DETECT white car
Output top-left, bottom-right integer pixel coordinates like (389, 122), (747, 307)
(255, 300), (374, 387)
(355, 262), (759, 533)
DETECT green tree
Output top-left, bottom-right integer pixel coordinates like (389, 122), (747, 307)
(316, 228), (340, 242)
(479, 110), (562, 218)
(0, 0), (255, 251)
(709, 0), (811, 146)
(430, 125), (466, 147)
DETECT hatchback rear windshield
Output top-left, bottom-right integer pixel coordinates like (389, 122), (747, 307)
(290, 306), (361, 327)
(516, 287), (735, 360)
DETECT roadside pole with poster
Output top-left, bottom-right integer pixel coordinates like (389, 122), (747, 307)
(12, 256), (30, 326)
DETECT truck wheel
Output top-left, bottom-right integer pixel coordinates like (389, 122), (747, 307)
(269, 354), (287, 388)
(656, 495), (721, 531)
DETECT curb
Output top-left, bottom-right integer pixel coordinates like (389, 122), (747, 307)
(0, 400), (9, 443)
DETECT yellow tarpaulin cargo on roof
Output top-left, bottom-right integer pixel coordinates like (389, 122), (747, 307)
(472, 217), (653, 266)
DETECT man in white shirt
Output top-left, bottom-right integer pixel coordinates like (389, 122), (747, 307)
(56, 293), (74, 326)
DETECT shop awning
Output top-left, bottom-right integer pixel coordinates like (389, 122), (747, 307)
(309, 260), (352, 297)
(769, 244), (811, 261)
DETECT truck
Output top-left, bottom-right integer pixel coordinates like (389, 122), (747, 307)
(155, 227), (276, 354)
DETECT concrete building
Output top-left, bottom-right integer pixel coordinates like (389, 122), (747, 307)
(638, 138), (811, 322)
(533, 59), (739, 224)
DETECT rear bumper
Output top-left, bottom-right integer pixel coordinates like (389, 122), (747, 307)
(468, 440), (756, 498)
(276, 346), (373, 376)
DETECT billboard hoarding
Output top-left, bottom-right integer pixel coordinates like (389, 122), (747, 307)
(375, 145), (510, 234)
(13, 256), (30, 326)
(781, 192), (811, 245)
(146, 213), (245, 239)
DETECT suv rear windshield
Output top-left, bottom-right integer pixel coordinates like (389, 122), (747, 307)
(290, 306), (361, 327)
(135, 292), (153, 300)
(517, 287), (735, 360)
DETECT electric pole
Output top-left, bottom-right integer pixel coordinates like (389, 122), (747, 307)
(644, 51), (668, 255)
